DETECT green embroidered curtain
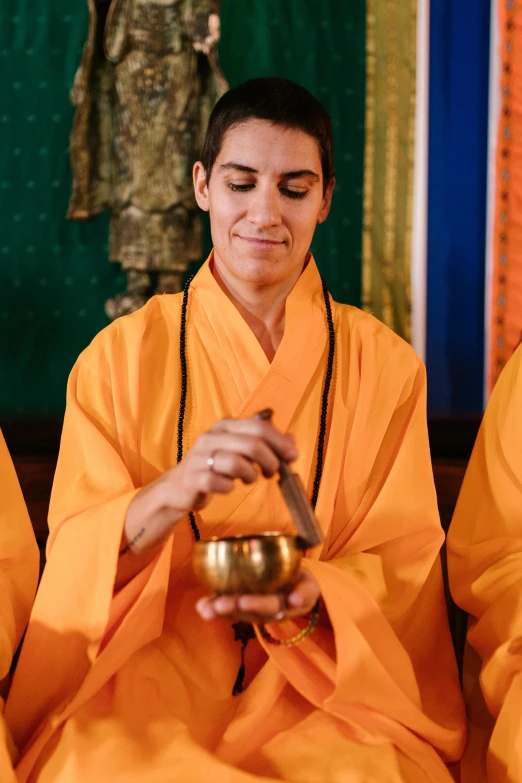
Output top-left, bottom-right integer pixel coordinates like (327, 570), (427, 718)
(0, 0), (366, 416)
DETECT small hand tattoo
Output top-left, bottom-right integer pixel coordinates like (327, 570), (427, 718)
(119, 527), (146, 557)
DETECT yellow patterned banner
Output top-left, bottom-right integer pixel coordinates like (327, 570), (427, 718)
(362, 0), (417, 342)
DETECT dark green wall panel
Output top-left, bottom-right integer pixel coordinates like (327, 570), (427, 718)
(0, 0), (365, 415)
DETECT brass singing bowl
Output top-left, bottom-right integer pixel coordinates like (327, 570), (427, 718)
(193, 532), (305, 595)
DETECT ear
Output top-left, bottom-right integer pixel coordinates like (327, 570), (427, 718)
(317, 178), (335, 224)
(193, 161), (209, 212)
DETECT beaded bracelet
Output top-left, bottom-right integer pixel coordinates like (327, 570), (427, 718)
(257, 600), (320, 647)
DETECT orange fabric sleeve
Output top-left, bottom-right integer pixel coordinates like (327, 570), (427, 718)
(0, 431), (39, 782)
(258, 358), (465, 774)
(448, 345), (522, 781)
(4, 331), (153, 749)
(0, 431), (39, 682)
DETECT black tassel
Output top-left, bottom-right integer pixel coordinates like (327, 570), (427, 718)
(231, 622), (256, 696)
(232, 661), (247, 696)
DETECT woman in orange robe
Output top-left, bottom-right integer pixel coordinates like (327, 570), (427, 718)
(0, 431), (39, 783)
(6, 78), (465, 782)
(448, 344), (522, 783)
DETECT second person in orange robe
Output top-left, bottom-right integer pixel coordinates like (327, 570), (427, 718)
(449, 344), (522, 783)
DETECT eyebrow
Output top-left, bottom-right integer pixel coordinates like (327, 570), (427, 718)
(219, 162), (320, 181)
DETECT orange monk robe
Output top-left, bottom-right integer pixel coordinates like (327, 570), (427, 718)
(6, 255), (465, 782)
(448, 344), (522, 783)
(0, 431), (39, 783)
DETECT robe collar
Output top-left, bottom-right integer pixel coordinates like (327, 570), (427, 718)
(190, 251), (328, 433)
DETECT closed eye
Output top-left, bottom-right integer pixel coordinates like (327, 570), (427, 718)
(280, 188), (308, 200)
(228, 183), (254, 192)
(228, 183), (308, 200)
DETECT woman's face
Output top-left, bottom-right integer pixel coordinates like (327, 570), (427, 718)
(193, 119), (334, 291)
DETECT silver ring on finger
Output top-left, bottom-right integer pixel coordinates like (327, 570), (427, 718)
(207, 454), (216, 471)
(273, 595), (286, 622)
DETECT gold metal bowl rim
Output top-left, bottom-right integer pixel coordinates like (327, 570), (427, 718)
(195, 531), (297, 545)
(194, 533), (308, 550)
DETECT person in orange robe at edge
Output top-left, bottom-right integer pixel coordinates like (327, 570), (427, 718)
(448, 343), (522, 783)
(4, 78), (466, 782)
(0, 431), (39, 783)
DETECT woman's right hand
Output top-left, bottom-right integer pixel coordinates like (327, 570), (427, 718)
(121, 415), (298, 558)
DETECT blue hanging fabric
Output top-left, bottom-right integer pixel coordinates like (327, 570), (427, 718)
(426, 0), (491, 414)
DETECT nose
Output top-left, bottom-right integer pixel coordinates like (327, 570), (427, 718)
(246, 183), (282, 230)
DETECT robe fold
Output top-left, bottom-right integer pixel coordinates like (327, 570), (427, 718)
(6, 255), (465, 782)
(0, 431), (39, 783)
(448, 344), (522, 783)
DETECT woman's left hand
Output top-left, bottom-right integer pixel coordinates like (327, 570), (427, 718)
(195, 568), (320, 624)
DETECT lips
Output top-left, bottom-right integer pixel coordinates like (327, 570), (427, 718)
(237, 236), (284, 248)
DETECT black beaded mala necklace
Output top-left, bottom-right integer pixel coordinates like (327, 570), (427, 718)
(176, 273), (335, 695)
